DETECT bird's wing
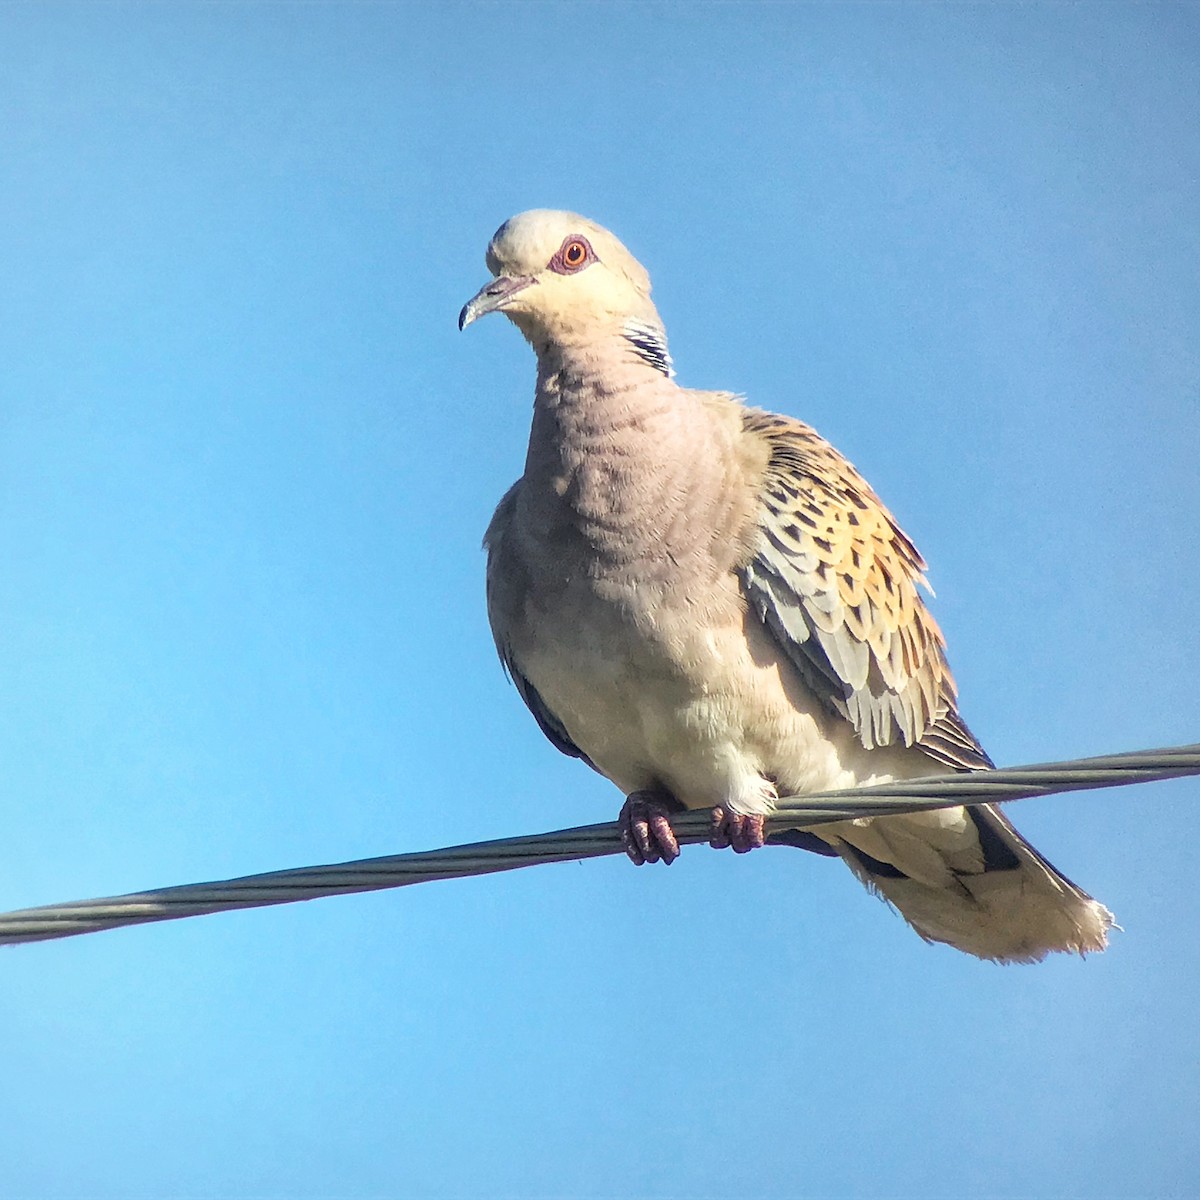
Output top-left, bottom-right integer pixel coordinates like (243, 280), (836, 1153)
(737, 408), (992, 771)
(483, 480), (596, 769)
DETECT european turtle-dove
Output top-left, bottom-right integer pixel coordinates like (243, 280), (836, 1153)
(460, 210), (1113, 963)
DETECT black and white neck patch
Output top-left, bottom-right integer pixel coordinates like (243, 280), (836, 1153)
(623, 319), (674, 378)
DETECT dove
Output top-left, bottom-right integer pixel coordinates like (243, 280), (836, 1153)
(460, 209), (1113, 962)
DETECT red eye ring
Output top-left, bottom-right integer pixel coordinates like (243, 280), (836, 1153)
(550, 234), (594, 274)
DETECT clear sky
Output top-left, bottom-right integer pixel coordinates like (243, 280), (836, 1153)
(2, 3), (1198, 1197)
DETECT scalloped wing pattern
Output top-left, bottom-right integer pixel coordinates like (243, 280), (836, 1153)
(738, 409), (992, 771)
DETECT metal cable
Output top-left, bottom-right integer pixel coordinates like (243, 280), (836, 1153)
(2, 742), (1196, 946)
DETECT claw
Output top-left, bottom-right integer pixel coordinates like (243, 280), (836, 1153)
(710, 806), (766, 854)
(619, 791), (680, 866)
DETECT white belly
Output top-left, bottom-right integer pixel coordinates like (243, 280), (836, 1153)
(512, 581), (923, 815)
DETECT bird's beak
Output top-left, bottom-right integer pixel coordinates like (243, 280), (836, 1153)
(458, 275), (537, 330)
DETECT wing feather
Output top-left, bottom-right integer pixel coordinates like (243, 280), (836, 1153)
(484, 481), (596, 769)
(738, 409), (992, 771)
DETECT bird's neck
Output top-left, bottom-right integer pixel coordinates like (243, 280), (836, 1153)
(518, 338), (752, 582)
(528, 341), (681, 481)
(532, 334), (671, 411)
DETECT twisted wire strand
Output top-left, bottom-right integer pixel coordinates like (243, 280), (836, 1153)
(2, 743), (1196, 946)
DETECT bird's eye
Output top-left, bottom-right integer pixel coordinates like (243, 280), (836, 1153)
(550, 235), (594, 274)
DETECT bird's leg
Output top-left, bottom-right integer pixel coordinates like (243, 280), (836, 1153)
(619, 790), (682, 866)
(709, 806), (766, 854)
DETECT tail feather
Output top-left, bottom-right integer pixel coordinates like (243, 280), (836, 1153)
(816, 803), (1114, 963)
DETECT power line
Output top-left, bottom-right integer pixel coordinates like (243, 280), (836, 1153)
(2, 742), (1196, 946)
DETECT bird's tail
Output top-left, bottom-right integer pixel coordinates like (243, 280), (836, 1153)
(791, 803), (1114, 963)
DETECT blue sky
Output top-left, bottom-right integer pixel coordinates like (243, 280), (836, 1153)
(2, 3), (1198, 1197)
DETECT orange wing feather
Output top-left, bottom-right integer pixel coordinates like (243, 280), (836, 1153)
(737, 409), (992, 771)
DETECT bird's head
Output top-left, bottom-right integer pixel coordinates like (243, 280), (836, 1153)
(459, 210), (669, 369)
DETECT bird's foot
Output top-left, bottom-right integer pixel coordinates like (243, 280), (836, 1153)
(709, 806), (766, 854)
(619, 791), (681, 866)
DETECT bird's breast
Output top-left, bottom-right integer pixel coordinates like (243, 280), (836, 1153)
(510, 568), (748, 794)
